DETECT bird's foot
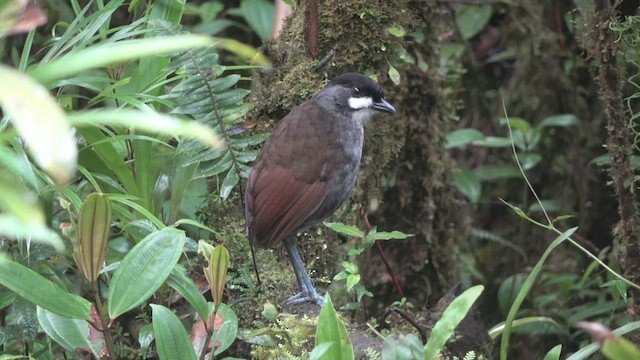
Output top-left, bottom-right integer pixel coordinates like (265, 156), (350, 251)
(284, 291), (324, 306)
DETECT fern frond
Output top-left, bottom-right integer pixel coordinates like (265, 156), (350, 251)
(164, 46), (268, 199)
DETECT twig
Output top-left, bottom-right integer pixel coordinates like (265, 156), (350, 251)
(364, 215), (405, 298)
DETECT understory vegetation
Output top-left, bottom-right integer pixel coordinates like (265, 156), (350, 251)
(1, 0), (640, 359)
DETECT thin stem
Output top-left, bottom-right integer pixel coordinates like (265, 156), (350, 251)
(364, 215), (405, 297)
(198, 307), (219, 360)
(502, 101), (552, 226)
(92, 282), (117, 360)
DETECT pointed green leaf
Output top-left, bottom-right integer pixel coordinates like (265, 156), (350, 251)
(68, 110), (220, 149)
(346, 274), (360, 291)
(167, 265), (210, 321)
(108, 228), (186, 319)
(324, 222), (364, 238)
(455, 4), (493, 40)
(151, 304), (198, 360)
(445, 128), (485, 149)
(388, 64), (400, 85)
(37, 307), (105, 358)
(424, 285), (484, 360)
(543, 344), (562, 360)
(538, 114), (578, 129)
(28, 35), (216, 84)
(240, 0), (275, 41)
(453, 167), (481, 203)
(315, 294), (354, 360)
(0, 254), (90, 319)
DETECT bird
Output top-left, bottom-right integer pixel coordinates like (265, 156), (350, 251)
(244, 73), (396, 305)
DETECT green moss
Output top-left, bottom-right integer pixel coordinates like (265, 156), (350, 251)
(250, 314), (317, 359)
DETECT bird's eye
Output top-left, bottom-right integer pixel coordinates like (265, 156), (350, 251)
(352, 87), (360, 96)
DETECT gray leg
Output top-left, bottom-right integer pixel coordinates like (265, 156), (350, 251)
(283, 236), (324, 305)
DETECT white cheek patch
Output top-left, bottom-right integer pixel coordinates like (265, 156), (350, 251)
(348, 96), (373, 110)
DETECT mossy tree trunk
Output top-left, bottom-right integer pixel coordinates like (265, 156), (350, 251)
(580, 1), (640, 341)
(249, 0), (466, 303)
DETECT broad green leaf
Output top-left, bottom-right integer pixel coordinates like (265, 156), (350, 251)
(0, 64), (76, 184)
(191, 303), (238, 356)
(151, 304), (197, 360)
(343, 263), (359, 276)
(262, 302), (277, 322)
(497, 274), (527, 316)
(139, 323), (154, 357)
(28, 35), (216, 84)
(108, 227), (186, 319)
(382, 334), (424, 360)
(315, 294), (354, 360)
(538, 114), (578, 129)
(517, 153), (542, 171)
(453, 167), (481, 203)
(455, 4), (493, 40)
(500, 117), (531, 133)
(446, 128), (485, 149)
(240, 0), (275, 41)
(37, 307), (105, 358)
(424, 285), (484, 360)
(324, 222), (364, 238)
(212, 304), (239, 354)
(0, 254), (91, 319)
(388, 64), (401, 85)
(68, 110), (220, 149)
(346, 274), (360, 291)
(166, 265), (210, 321)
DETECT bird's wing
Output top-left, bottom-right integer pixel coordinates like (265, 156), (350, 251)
(245, 103), (336, 248)
(246, 166), (328, 248)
